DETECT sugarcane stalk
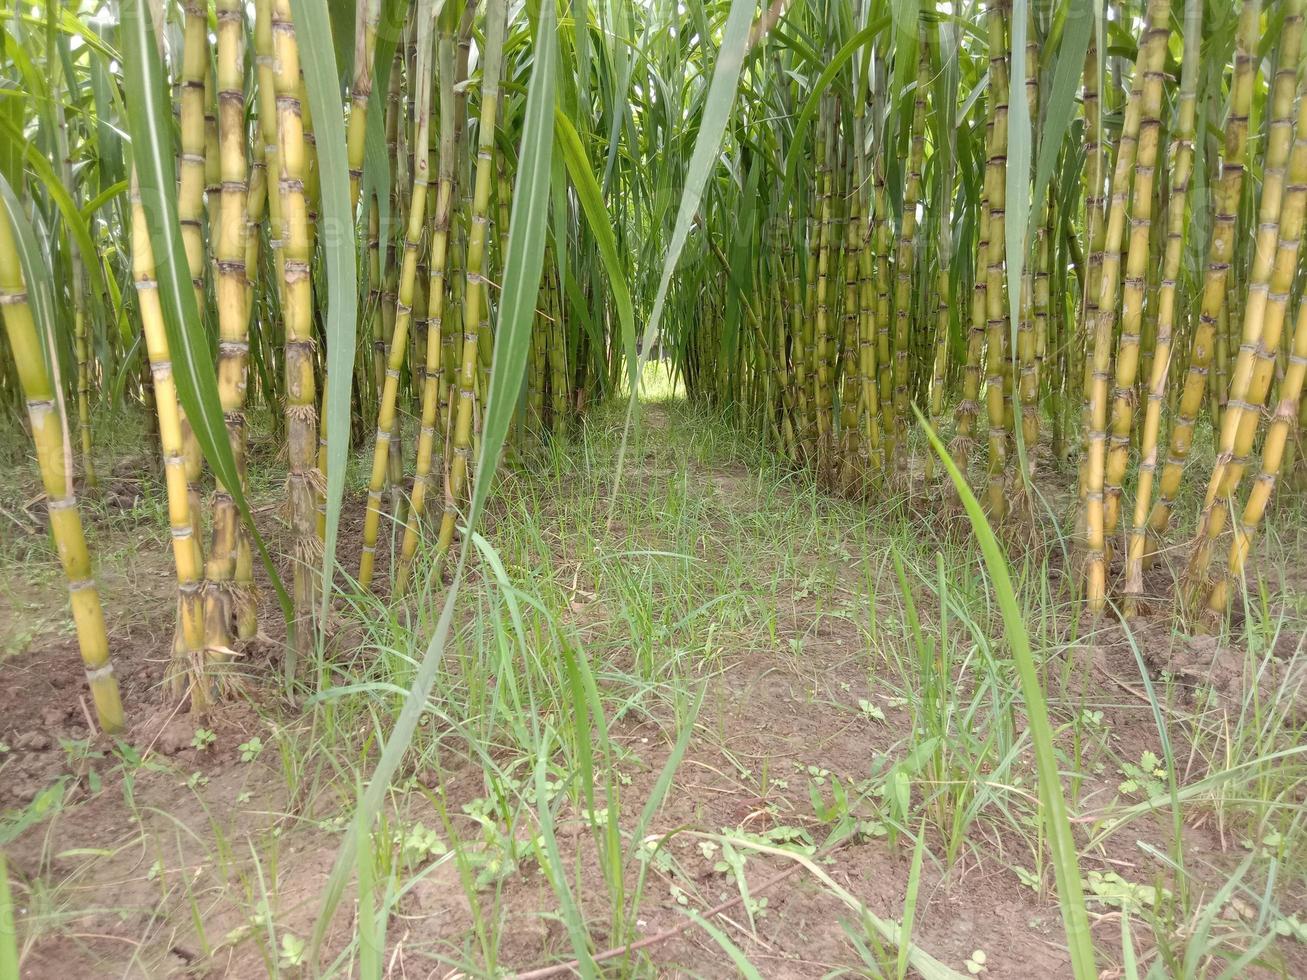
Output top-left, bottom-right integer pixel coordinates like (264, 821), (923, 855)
(1144, 0), (1259, 554)
(1123, 0), (1203, 615)
(982, 0), (1010, 521)
(1184, 0), (1304, 611)
(1101, 1), (1171, 546)
(435, 0), (507, 562)
(347, 0), (382, 212)
(205, 0), (253, 662)
(1083, 18), (1156, 613)
(892, 32), (929, 479)
(0, 208), (124, 733)
(1208, 299), (1307, 613)
(359, 0), (436, 590)
(271, 0), (322, 673)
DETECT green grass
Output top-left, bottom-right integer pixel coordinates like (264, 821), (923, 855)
(1, 380), (1305, 976)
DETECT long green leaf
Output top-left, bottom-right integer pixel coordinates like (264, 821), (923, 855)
(0, 115), (109, 309)
(0, 852), (17, 980)
(1030, 0), (1092, 230)
(917, 407), (1096, 980)
(288, 0), (359, 625)
(0, 177), (58, 388)
(554, 107), (637, 387)
(780, 16), (891, 206)
(684, 909), (764, 980)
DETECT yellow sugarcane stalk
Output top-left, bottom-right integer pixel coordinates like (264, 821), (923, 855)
(0, 209), (123, 733)
(395, 15), (461, 595)
(1208, 299), (1307, 614)
(254, 0), (286, 299)
(271, 0), (322, 671)
(1076, 37), (1106, 521)
(1100, 1), (1171, 545)
(1087, 7), (1171, 611)
(359, 0), (436, 590)
(982, 0), (1010, 521)
(178, 0), (208, 311)
(176, 0), (208, 555)
(204, 0), (252, 663)
(1083, 18), (1158, 613)
(1184, 0), (1304, 610)
(204, 62), (221, 235)
(1123, 0), (1203, 614)
(1144, 0), (1259, 553)
(130, 173), (209, 707)
(347, 0), (382, 213)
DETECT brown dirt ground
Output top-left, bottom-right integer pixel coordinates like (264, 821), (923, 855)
(2, 412), (1305, 979)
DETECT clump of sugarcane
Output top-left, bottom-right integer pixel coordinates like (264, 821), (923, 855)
(1183, 0), (1305, 616)
(359, 0), (436, 591)
(12, 0), (1307, 730)
(1138, 0), (1259, 577)
(1214, 298), (1307, 614)
(395, 3), (465, 596)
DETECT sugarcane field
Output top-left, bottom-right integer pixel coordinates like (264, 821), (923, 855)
(4, 0), (1307, 975)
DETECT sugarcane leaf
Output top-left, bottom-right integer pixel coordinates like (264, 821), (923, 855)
(0, 115), (108, 308)
(0, 852), (17, 980)
(554, 107), (636, 387)
(0, 176), (60, 397)
(119, 0), (293, 627)
(1030, 0), (1092, 236)
(684, 909), (764, 980)
(288, 0), (359, 625)
(917, 407), (1096, 980)
(781, 16), (892, 207)
(467, 2), (555, 527)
